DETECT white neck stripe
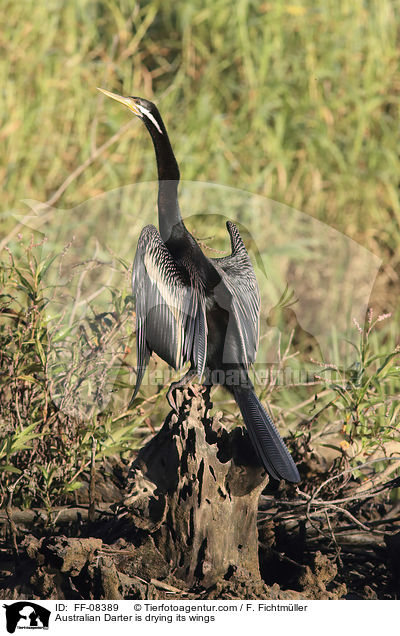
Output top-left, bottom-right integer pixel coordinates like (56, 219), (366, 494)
(137, 104), (163, 135)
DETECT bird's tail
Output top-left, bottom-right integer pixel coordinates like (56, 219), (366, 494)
(128, 350), (150, 409)
(232, 385), (300, 483)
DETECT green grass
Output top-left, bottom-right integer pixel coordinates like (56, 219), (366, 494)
(1, 1), (400, 252)
(1, 0), (400, 509)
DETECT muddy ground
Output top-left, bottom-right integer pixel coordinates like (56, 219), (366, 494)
(1, 466), (399, 600)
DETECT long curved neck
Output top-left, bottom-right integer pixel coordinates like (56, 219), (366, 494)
(144, 118), (185, 243)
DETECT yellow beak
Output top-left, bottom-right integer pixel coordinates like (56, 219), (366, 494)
(97, 87), (141, 116)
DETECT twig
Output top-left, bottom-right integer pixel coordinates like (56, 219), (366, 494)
(150, 578), (186, 594)
(89, 436), (97, 523)
(304, 455), (400, 509)
(324, 508), (343, 566)
(323, 503), (371, 533)
(3, 474), (25, 559)
(0, 503), (114, 527)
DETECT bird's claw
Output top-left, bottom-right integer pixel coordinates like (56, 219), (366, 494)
(166, 382), (204, 412)
(189, 384), (205, 399)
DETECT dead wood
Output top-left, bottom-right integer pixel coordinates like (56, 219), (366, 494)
(122, 387), (268, 588)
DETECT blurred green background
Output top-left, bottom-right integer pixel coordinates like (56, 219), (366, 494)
(1, 0), (399, 507)
(1, 0), (400, 265)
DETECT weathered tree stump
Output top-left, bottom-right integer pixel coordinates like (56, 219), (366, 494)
(123, 387), (268, 588)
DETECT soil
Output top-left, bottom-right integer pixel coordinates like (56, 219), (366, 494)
(1, 475), (399, 600)
(1, 500), (398, 600)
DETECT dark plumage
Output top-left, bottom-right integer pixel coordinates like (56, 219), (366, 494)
(99, 88), (300, 483)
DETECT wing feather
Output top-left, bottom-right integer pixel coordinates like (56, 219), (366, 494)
(212, 221), (260, 366)
(131, 225), (206, 399)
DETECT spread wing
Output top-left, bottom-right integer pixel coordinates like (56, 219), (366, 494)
(212, 221), (260, 366)
(130, 224), (207, 403)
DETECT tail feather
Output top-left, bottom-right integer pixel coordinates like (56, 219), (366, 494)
(233, 386), (300, 483)
(128, 350), (150, 409)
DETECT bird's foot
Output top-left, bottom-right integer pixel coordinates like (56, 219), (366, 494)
(166, 382), (205, 412)
(188, 383), (205, 399)
(166, 369), (198, 412)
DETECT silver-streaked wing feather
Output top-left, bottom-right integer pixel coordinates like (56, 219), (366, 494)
(131, 225), (206, 401)
(212, 221), (260, 366)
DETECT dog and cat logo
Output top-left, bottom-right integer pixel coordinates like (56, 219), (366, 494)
(3, 602), (50, 633)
